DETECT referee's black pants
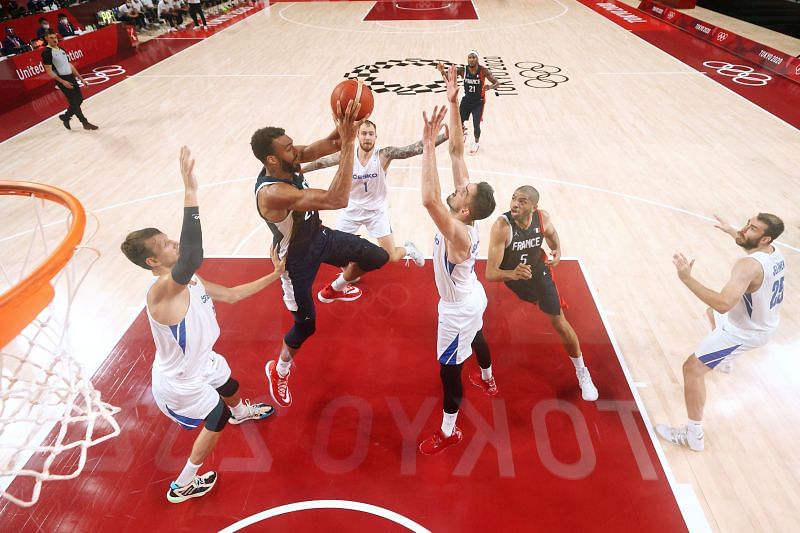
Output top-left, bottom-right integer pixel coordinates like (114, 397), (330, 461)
(56, 74), (88, 123)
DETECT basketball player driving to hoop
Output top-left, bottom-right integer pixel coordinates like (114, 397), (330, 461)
(250, 100), (390, 409)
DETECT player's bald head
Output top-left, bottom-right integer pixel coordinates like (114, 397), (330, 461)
(515, 185), (539, 205)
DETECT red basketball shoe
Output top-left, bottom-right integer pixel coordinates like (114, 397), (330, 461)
(468, 370), (498, 396)
(317, 283), (362, 303)
(265, 359), (291, 407)
(419, 426), (463, 455)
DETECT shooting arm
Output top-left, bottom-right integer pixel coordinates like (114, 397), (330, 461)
(297, 128), (341, 163)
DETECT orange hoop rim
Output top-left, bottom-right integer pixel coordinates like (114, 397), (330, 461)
(0, 180), (86, 343)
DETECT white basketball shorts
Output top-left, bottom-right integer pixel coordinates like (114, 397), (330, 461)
(152, 351), (232, 429)
(695, 311), (772, 369)
(437, 285), (488, 365)
(337, 206), (392, 239)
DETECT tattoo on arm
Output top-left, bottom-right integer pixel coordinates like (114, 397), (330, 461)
(302, 153), (341, 173)
(382, 133), (447, 161)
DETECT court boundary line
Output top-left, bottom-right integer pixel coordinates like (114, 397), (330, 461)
(576, 257), (710, 532)
(571, 0), (799, 133)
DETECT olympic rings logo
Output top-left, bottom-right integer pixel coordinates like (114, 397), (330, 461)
(80, 65), (127, 86)
(702, 61), (771, 86)
(514, 62), (568, 89)
(715, 32), (728, 41)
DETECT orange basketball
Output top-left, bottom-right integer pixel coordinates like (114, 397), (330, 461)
(330, 79), (374, 121)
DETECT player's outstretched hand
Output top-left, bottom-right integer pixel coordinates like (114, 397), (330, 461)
(545, 249), (561, 268)
(672, 252), (694, 282)
(510, 263), (532, 280)
(333, 99), (361, 145)
(422, 105), (448, 144)
(712, 214), (737, 238)
(270, 246), (286, 275)
(179, 145), (198, 192)
(436, 61), (445, 74)
(445, 64), (459, 103)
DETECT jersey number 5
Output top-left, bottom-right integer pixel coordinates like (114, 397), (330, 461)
(770, 277), (784, 309)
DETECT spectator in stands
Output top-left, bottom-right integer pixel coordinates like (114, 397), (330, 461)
(41, 30), (98, 131)
(57, 13), (76, 37)
(27, 0), (44, 14)
(157, 0), (183, 31)
(119, 0), (146, 31)
(3, 27), (31, 55)
(139, 0), (159, 26)
(35, 17), (51, 40)
(7, 1), (27, 19)
(0, 3), (7, 22)
(172, 0), (189, 23)
(186, 0), (207, 31)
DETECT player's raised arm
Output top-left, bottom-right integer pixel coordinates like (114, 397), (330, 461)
(444, 64), (469, 190)
(673, 253), (762, 313)
(296, 127), (342, 163)
(485, 217), (532, 282)
(379, 127), (449, 171)
(301, 152), (341, 174)
(149, 146), (204, 305)
(420, 105), (471, 262)
(259, 100), (360, 215)
(200, 246), (286, 304)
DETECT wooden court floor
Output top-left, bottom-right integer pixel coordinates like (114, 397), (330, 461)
(1, 1), (798, 531)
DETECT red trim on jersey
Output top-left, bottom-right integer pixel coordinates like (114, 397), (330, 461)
(535, 209), (568, 310)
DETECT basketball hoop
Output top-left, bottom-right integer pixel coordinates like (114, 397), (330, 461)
(0, 181), (120, 507)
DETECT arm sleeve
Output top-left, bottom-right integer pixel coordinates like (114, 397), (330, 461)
(41, 48), (52, 66)
(171, 206), (204, 285)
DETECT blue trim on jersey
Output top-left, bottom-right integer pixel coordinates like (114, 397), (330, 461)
(698, 345), (741, 369)
(169, 319), (187, 354)
(742, 293), (753, 318)
(439, 334), (460, 365)
(443, 249), (456, 275)
(166, 404), (202, 430)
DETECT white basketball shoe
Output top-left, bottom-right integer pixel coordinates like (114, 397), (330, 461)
(655, 424), (704, 452)
(404, 241), (425, 267)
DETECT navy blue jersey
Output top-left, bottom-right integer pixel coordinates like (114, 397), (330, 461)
(254, 168), (321, 259)
(463, 64), (486, 102)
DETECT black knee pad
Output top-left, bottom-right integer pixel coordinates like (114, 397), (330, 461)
(285, 318), (317, 349)
(215, 378), (239, 398)
(204, 397), (231, 432)
(357, 242), (389, 272)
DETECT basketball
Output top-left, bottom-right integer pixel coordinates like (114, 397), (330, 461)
(330, 79), (374, 121)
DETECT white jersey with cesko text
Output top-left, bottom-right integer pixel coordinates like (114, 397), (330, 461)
(146, 275), (220, 381)
(728, 248), (786, 332)
(347, 147), (388, 212)
(433, 223), (481, 303)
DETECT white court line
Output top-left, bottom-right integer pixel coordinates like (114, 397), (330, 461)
(576, 258), (710, 532)
(285, 0), (567, 35)
(4, 166), (798, 254)
(594, 71), (707, 75)
(0, 3), (272, 146)
(152, 37), (205, 40)
(133, 74), (312, 78)
(571, 0), (799, 133)
(219, 499), (430, 533)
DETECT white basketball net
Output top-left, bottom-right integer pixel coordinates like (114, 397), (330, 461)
(0, 190), (120, 507)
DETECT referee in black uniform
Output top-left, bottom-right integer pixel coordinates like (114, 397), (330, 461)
(41, 31), (99, 131)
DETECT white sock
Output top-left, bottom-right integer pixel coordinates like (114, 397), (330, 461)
(176, 459), (201, 486)
(480, 365), (493, 381)
(276, 358), (291, 377)
(441, 411), (458, 437)
(570, 355), (585, 369)
(331, 274), (347, 291)
(687, 418), (703, 435)
(229, 400), (247, 419)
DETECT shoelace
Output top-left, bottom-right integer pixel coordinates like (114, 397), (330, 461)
(242, 399), (253, 416)
(277, 376), (289, 398)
